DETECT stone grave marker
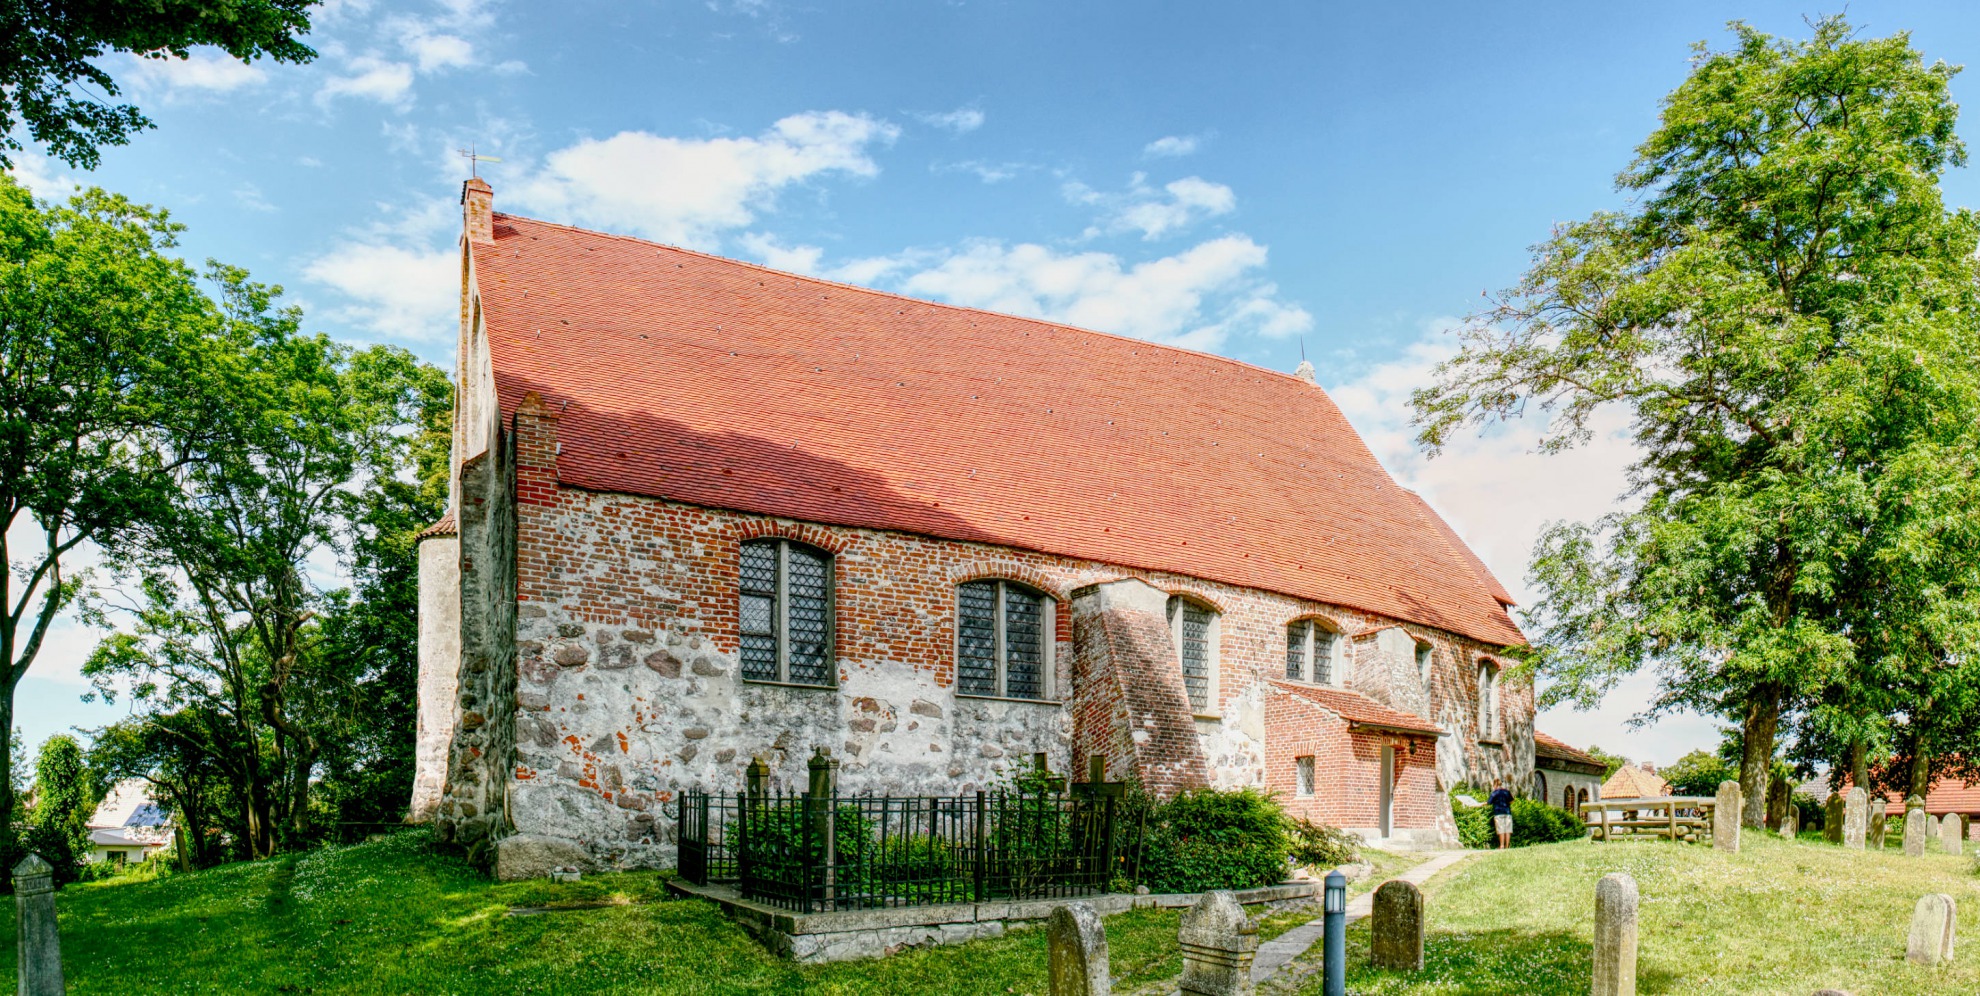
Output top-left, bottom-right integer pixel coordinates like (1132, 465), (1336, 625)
(1841, 788), (1867, 850)
(1593, 872), (1638, 996)
(1714, 781), (1742, 853)
(1823, 793), (1844, 844)
(1779, 806), (1798, 837)
(1179, 890), (1257, 996)
(1048, 902), (1110, 996)
(1940, 814), (1963, 856)
(1867, 810), (1887, 850)
(1903, 798), (1929, 857)
(14, 853), (63, 996)
(1370, 879), (1425, 971)
(1905, 893), (1956, 966)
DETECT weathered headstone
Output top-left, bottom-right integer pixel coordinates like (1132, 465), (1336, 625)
(14, 853), (64, 996)
(1179, 891), (1257, 996)
(1867, 809), (1887, 849)
(1592, 872), (1638, 996)
(1903, 797), (1929, 857)
(1779, 806), (1798, 838)
(1713, 781), (1742, 853)
(1905, 893), (1956, 966)
(1940, 814), (1963, 856)
(1823, 793), (1844, 844)
(1370, 879), (1425, 972)
(1841, 787), (1867, 850)
(1049, 902), (1110, 996)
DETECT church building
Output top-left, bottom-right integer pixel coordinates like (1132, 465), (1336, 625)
(411, 178), (1535, 876)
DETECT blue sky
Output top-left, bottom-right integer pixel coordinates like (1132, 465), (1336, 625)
(13, 0), (1980, 768)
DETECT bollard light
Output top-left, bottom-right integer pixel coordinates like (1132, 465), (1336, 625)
(1323, 869), (1347, 996)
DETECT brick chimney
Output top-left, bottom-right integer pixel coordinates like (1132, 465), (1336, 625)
(462, 177), (493, 243)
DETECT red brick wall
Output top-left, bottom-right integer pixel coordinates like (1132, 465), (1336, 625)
(1264, 689), (1440, 832)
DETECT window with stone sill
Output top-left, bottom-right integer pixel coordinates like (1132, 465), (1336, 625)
(955, 579), (1054, 700)
(738, 538), (835, 687)
(1166, 596), (1219, 714)
(1296, 756), (1316, 797)
(1284, 618), (1343, 686)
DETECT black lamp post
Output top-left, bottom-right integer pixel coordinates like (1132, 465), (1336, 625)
(1323, 869), (1346, 996)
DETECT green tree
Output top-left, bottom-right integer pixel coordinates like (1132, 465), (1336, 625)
(85, 272), (448, 856)
(1660, 749), (1734, 797)
(29, 734), (92, 862)
(88, 710), (242, 869)
(0, 174), (220, 839)
(0, 0), (319, 169)
(1413, 19), (1980, 828)
(1581, 745), (1631, 782)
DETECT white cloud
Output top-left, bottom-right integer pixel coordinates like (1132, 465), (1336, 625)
(303, 199), (457, 342)
(507, 110), (901, 248)
(1322, 324), (1717, 764)
(234, 183), (277, 212)
(125, 50), (267, 94)
(6, 155), (79, 199)
(889, 234), (1307, 350)
(404, 32), (475, 72)
(933, 160), (1030, 184)
(1143, 134), (1201, 158)
(318, 56), (416, 106)
(1067, 173), (1236, 240)
(915, 107), (985, 134)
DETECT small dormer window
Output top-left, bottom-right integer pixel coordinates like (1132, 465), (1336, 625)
(1285, 619), (1341, 685)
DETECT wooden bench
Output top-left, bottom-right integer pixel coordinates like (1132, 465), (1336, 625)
(1581, 796), (1718, 843)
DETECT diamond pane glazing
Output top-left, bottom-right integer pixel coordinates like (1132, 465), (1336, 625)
(1003, 586), (1044, 699)
(740, 634), (777, 681)
(786, 546), (832, 685)
(956, 581), (997, 696)
(1315, 630), (1335, 684)
(1285, 621), (1308, 681)
(1180, 602), (1210, 710)
(740, 541), (777, 595)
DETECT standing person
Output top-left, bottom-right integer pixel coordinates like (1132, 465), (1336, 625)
(1489, 779), (1514, 849)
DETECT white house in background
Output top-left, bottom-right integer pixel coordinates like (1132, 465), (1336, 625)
(86, 779), (173, 864)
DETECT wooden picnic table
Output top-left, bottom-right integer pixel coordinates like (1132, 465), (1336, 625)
(1580, 796), (1719, 843)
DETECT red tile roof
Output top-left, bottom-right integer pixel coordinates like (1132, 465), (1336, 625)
(1533, 730), (1603, 769)
(1877, 777), (1980, 816)
(1266, 681), (1443, 736)
(1601, 765), (1670, 800)
(416, 511), (457, 540)
(471, 211), (1526, 647)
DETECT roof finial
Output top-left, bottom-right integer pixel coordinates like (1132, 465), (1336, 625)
(458, 145), (503, 178)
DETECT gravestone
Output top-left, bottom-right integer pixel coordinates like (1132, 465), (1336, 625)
(1592, 872), (1638, 996)
(1779, 806), (1798, 838)
(1841, 788), (1867, 850)
(1370, 879), (1425, 971)
(1905, 893), (1956, 966)
(1823, 793), (1844, 844)
(14, 853), (63, 996)
(1048, 902), (1110, 996)
(1179, 891), (1257, 996)
(1903, 798), (1929, 857)
(1867, 810), (1887, 850)
(1714, 781), (1742, 853)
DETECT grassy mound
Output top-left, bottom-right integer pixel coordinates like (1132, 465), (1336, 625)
(1320, 832), (1979, 995)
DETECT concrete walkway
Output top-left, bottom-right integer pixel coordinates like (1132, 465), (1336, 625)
(1251, 849), (1484, 984)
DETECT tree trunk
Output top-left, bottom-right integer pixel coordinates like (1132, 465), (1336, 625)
(1908, 746), (1932, 801)
(0, 688), (15, 834)
(1850, 738), (1868, 794)
(1739, 684), (1782, 828)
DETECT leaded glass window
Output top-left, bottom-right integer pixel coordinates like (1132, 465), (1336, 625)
(955, 580), (1052, 700)
(1284, 619), (1340, 685)
(1477, 661), (1498, 739)
(736, 539), (835, 687)
(1167, 597), (1214, 712)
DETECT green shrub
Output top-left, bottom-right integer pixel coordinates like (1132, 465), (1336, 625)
(1138, 788), (1290, 893)
(1451, 795), (1584, 849)
(1451, 800), (1492, 849)
(1284, 816), (1360, 868)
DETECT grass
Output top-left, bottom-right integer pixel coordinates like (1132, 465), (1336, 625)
(1, 829), (1198, 995)
(1278, 831), (1980, 996)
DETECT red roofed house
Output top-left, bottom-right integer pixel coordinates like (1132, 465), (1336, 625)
(1877, 778), (1979, 841)
(1533, 731), (1605, 812)
(412, 181), (1535, 877)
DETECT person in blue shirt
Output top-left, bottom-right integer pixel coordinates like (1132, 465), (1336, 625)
(1489, 779), (1514, 849)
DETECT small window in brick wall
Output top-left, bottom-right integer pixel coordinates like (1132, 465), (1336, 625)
(956, 580), (1054, 699)
(1285, 619), (1342, 685)
(1166, 596), (1218, 713)
(1296, 756), (1316, 797)
(738, 538), (835, 687)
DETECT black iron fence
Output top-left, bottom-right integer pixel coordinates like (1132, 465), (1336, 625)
(677, 751), (1141, 912)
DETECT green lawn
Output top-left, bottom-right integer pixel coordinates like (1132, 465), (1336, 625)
(1283, 832), (1980, 996)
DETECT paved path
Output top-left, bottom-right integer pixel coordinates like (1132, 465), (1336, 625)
(1251, 849), (1484, 984)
